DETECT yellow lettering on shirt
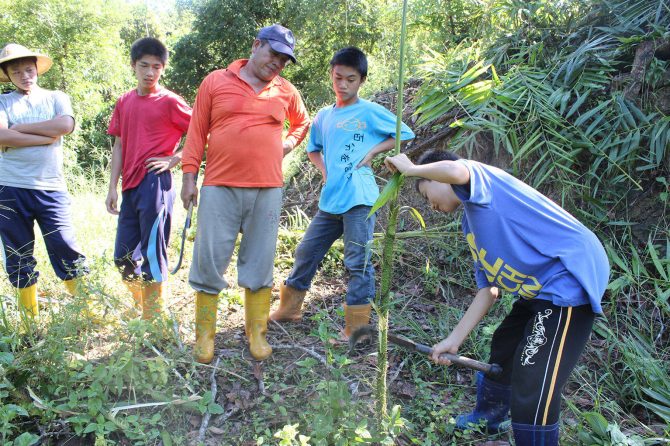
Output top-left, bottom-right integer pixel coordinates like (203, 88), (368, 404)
(467, 232), (542, 298)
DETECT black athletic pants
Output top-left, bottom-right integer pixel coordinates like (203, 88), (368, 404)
(488, 299), (595, 426)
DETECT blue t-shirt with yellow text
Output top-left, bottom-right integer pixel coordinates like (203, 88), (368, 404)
(452, 160), (609, 313)
(307, 99), (415, 214)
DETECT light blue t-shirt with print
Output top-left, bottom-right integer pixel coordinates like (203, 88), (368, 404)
(0, 86), (74, 191)
(307, 98), (415, 214)
(452, 160), (610, 313)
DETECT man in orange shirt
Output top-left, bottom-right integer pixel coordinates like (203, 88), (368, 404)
(181, 24), (309, 363)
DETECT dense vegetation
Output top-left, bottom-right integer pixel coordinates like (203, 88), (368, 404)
(0, 0), (668, 444)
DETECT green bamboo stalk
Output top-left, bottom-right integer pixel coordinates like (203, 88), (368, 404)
(392, 0), (409, 158)
(375, 0), (409, 426)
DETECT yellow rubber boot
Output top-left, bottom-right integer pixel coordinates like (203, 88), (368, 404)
(343, 303), (372, 339)
(63, 278), (82, 296)
(244, 288), (272, 360)
(64, 277), (100, 322)
(17, 284), (38, 320)
(194, 291), (218, 364)
(269, 283), (306, 322)
(123, 280), (143, 309)
(142, 282), (165, 320)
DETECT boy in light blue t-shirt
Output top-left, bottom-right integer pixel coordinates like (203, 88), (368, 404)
(271, 47), (414, 337)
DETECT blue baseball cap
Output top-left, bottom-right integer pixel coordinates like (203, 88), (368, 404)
(257, 24), (297, 63)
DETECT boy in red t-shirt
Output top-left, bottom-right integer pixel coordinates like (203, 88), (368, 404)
(106, 37), (191, 319)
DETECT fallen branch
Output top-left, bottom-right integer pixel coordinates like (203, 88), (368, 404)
(252, 361), (266, 395)
(388, 358), (407, 387)
(271, 319), (292, 338)
(273, 344), (367, 399)
(37, 420), (70, 442)
(349, 380), (360, 396)
(405, 108), (463, 159)
(109, 395), (201, 418)
(213, 406), (240, 424)
(27, 386), (80, 416)
(146, 342), (196, 395)
(169, 311), (185, 351)
(198, 356), (221, 442)
(272, 344), (331, 370)
(187, 358), (251, 382)
(624, 40), (658, 101)
(406, 125), (458, 159)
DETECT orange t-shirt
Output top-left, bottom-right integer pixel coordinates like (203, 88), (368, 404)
(181, 59), (310, 187)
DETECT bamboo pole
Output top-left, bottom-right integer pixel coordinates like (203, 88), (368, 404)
(375, 0), (409, 425)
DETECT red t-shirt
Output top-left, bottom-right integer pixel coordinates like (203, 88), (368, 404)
(108, 88), (192, 191)
(181, 59), (310, 187)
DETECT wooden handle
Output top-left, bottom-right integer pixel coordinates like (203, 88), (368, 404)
(185, 202), (194, 228)
(438, 352), (502, 378)
(416, 342), (502, 378)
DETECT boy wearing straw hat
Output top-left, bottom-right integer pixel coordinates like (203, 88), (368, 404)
(0, 44), (87, 322)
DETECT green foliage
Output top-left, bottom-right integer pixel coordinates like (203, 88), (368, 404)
(407, 0), (484, 47)
(642, 384), (670, 426)
(167, 0), (279, 102)
(277, 208), (344, 276)
(0, 0), (668, 443)
(577, 412), (645, 446)
(414, 0), (670, 222)
(306, 381), (373, 445)
(0, 0), (133, 172)
(168, 0), (405, 107)
(1, 318), (189, 440)
(369, 173), (404, 217)
(0, 210), (198, 444)
(0, 336), (37, 444)
(566, 229), (670, 442)
(273, 423), (311, 446)
(277, 0), (387, 108)
(644, 57), (668, 89)
(422, 260), (440, 295)
(263, 313), (407, 445)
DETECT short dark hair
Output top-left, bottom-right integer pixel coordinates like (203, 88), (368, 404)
(414, 149), (461, 192)
(130, 37), (168, 65)
(1, 56), (37, 77)
(416, 149), (461, 165)
(330, 47), (367, 78)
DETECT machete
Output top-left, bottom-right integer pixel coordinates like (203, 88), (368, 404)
(170, 201), (194, 275)
(349, 325), (502, 379)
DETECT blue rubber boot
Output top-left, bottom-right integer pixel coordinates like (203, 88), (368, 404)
(455, 371), (511, 432)
(512, 421), (559, 446)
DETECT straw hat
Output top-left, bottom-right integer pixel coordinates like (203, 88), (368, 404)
(0, 44), (52, 82)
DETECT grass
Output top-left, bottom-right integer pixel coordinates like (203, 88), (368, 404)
(0, 167), (668, 445)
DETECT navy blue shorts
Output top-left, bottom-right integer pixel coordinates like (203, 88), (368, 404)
(0, 185), (87, 288)
(114, 171), (174, 283)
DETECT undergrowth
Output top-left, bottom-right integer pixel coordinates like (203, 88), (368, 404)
(0, 166), (668, 444)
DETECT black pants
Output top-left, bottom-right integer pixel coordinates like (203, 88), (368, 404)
(488, 299), (595, 426)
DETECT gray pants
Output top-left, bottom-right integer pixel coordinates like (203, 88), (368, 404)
(188, 186), (282, 294)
